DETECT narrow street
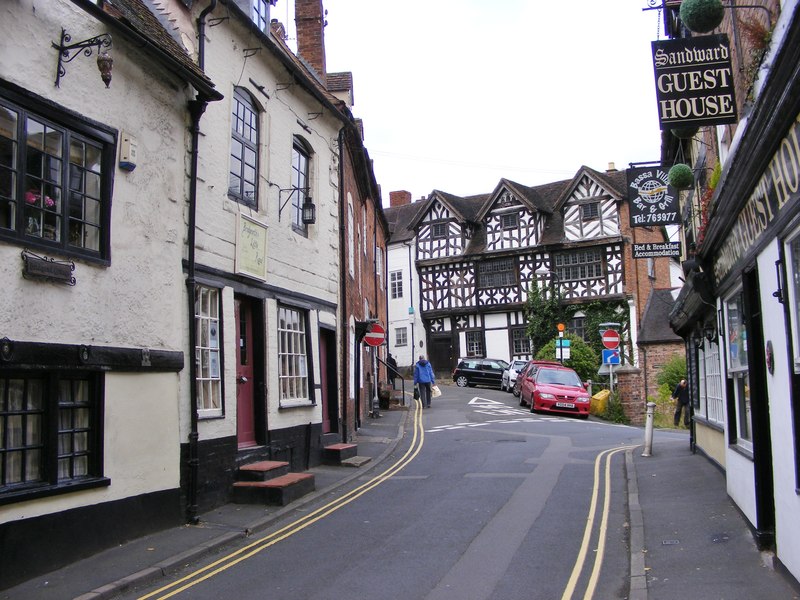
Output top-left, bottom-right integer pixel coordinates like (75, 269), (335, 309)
(122, 386), (641, 600)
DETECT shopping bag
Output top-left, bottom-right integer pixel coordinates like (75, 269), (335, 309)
(431, 385), (442, 398)
(413, 386), (420, 400)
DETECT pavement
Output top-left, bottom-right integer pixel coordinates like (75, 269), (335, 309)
(3, 402), (800, 600)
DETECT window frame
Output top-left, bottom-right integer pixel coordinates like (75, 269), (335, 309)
(291, 137), (311, 233)
(465, 331), (485, 357)
(554, 249), (604, 283)
(251, 0), (272, 32)
(278, 304), (312, 407)
(724, 289), (752, 451)
(511, 327), (531, 354)
(431, 222), (448, 239)
(0, 81), (115, 264)
(395, 327), (408, 347)
(390, 270), (404, 299)
(477, 257), (518, 289)
(228, 88), (259, 209)
(0, 370), (108, 505)
(501, 213), (519, 230)
(581, 202), (600, 221)
(195, 285), (223, 418)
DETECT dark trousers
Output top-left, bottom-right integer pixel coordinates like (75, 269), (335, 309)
(418, 382), (432, 407)
(674, 400), (691, 427)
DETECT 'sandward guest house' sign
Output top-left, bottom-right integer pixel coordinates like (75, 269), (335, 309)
(652, 34), (737, 130)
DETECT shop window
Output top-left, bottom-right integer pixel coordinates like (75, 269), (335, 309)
(0, 371), (106, 504)
(195, 286), (222, 416)
(726, 292), (752, 450)
(0, 84), (113, 262)
(278, 305), (310, 403)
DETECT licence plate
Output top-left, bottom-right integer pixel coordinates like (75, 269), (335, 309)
(556, 402), (575, 409)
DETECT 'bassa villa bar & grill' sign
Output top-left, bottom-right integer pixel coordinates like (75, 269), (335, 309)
(652, 34), (737, 130)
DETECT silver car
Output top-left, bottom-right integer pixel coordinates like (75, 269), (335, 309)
(501, 360), (529, 393)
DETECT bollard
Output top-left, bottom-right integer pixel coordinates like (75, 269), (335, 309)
(642, 402), (656, 457)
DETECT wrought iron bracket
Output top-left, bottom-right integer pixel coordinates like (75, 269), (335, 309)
(21, 249), (76, 286)
(52, 28), (112, 88)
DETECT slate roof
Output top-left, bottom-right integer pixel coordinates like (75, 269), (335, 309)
(327, 72), (353, 93)
(77, 0), (221, 100)
(384, 201), (427, 244)
(639, 288), (683, 344)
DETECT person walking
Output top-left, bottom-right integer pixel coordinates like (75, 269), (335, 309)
(672, 378), (691, 427)
(414, 355), (435, 408)
(387, 353), (398, 389)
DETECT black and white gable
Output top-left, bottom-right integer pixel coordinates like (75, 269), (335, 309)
(556, 167), (624, 241)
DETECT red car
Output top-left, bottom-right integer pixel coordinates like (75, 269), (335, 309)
(519, 364), (590, 419)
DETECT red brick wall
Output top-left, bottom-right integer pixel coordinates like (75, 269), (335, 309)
(641, 342), (685, 401)
(295, 0), (327, 85)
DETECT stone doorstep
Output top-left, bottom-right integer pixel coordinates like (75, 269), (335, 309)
(237, 460), (290, 481)
(341, 456), (372, 468)
(322, 443), (358, 465)
(232, 473), (315, 506)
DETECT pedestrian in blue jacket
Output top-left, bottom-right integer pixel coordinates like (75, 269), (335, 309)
(414, 355), (435, 408)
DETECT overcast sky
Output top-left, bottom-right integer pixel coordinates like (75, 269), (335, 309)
(276, 1), (666, 204)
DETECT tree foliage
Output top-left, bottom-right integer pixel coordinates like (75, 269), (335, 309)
(535, 335), (598, 383)
(524, 284), (569, 353)
(656, 353), (686, 391)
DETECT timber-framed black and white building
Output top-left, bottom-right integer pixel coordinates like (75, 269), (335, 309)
(385, 165), (681, 410)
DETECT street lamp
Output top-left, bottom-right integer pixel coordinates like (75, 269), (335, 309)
(535, 266), (560, 300)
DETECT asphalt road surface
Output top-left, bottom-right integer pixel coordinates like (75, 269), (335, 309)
(124, 384), (645, 600)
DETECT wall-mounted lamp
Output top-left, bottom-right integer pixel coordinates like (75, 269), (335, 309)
(301, 196), (316, 225)
(773, 258), (785, 304)
(704, 323), (717, 344)
(52, 28), (113, 88)
(278, 187), (315, 225)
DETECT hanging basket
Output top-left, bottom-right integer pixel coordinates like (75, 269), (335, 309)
(680, 0), (725, 33)
(669, 164), (695, 190)
(670, 126), (700, 139)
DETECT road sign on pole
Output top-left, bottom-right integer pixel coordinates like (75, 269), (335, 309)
(602, 349), (621, 364)
(601, 329), (620, 350)
(364, 323), (385, 347)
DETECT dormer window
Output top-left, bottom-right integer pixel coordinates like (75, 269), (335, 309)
(581, 202), (599, 220)
(432, 223), (448, 239)
(251, 0), (275, 32)
(501, 213), (519, 230)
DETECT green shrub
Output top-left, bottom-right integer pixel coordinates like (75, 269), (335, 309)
(535, 335), (598, 383)
(657, 354), (686, 392)
(603, 391), (629, 424)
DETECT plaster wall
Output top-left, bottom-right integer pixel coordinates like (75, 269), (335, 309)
(387, 241), (422, 367)
(0, 1), (189, 352)
(694, 422), (726, 469)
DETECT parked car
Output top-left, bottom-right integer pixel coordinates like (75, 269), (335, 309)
(501, 360), (530, 393)
(452, 358), (510, 388)
(515, 360), (561, 401)
(519, 364), (591, 418)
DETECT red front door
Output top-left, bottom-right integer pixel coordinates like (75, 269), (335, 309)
(235, 297), (256, 448)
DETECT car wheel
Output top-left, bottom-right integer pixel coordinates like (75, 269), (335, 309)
(505, 382), (513, 393)
(500, 380), (506, 392)
(456, 376), (469, 387)
(512, 387), (520, 398)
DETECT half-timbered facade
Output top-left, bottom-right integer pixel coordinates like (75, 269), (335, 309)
(386, 165), (677, 410)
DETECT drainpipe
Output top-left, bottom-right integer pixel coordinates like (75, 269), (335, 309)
(338, 127), (348, 443)
(404, 240), (416, 362)
(186, 0), (216, 525)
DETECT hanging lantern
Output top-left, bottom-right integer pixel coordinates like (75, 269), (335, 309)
(680, 0), (725, 33)
(668, 164), (695, 190)
(670, 126), (700, 139)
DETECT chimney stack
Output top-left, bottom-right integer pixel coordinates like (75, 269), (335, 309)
(295, 0), (327, 86)
(607, 162), (618, 173)
(390, 191), (412, 207)
(270, 19), (287, 40)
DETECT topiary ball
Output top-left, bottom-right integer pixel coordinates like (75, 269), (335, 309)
(670, 127), (700, 139)
(669, 164), (695, 189)
(680, 0), (725, 33)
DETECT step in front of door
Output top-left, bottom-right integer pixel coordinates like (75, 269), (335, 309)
(322, 443), (358, 465)
(237, 460), (290, 482)
(232, 473), (315, 506)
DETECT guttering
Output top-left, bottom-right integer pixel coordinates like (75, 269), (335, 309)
(186, 0), (217, 525)
(338, 127), (348, 443)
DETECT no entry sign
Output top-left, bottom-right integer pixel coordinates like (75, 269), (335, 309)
(601, 329), (620, 350)
(364, 323), (385, 347)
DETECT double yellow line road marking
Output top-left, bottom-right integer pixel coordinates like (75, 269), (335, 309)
(139, 403), (632, 600)
(138, 400), (426, 599)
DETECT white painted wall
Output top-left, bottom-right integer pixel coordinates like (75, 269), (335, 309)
(1, 1), (191, 521)
(387, 239), (424, 367)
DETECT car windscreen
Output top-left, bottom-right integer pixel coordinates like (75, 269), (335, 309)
(536, 368), (582, 387)
(511, 361), (527, 371)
